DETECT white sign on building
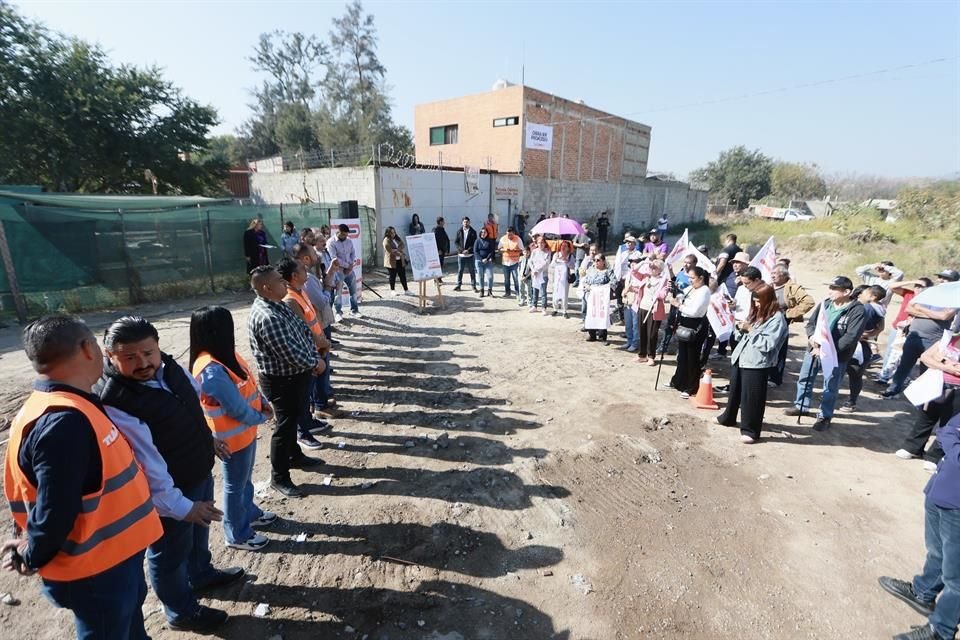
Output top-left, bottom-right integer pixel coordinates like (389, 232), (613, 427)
(525, 123), (553, 151)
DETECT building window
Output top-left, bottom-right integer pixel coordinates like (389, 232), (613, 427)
(429, 125), (458, 145)
(493, 116), (519, 127)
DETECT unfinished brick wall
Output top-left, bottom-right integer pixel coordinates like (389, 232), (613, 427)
(521, 87), (650, 183)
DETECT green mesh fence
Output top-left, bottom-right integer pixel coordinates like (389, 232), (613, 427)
(0, 193), (378, 320)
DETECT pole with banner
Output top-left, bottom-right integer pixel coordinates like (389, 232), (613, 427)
(749, 236), (778, 283)
(330, 218), (363, 309)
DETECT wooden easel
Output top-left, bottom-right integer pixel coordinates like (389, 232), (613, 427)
(417, 278), (445, 312)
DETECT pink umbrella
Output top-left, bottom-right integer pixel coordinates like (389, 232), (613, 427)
(530, 217), (586, 236)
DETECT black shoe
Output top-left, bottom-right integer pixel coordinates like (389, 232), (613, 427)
(487, 290), (493, 296)
(879, 576), (936, 616)
(479, 291), (485, 298)
(586, 335), (597, 342)
(270, 479), (303, 498)
(783, 407), (809, 417)
(192, 567), (246, 592)
(290, 455), (324, 469)
(881, 388), (901, 399)
(893, 625), (942, 640)
(812, 417), (831, 432)
(168, 605), (229, 633)
(454, 285), (462, 291)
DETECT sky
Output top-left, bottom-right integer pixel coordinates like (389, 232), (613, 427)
(13, 0), (960, 179)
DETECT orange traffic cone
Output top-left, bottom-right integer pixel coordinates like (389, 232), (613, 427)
(691, 368), (719, 410)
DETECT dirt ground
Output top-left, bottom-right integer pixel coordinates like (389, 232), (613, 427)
(0, 256), (938, 639)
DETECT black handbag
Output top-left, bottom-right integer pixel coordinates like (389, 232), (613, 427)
(675, 325), (696, 342)
(567, 272), (576, 284)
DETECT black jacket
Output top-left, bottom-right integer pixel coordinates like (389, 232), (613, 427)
(434, 226), (450, 255)
(455, 227), (477, 255)
(805, 300), (867, 362)
(94, 353), (214, 490)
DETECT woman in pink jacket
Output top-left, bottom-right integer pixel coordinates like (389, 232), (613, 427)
(634, 259), (669, 364)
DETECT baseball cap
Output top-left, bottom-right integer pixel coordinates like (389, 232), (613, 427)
(624, 235), (637, 243)
(826, 276), (854, 290)
(731, 251), (751, 264)
(937, 269), (960, 282)
(648, 228), (660, 235)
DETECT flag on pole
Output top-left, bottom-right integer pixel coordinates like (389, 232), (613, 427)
(749, 236), (778, 283)
(811, 303), (839, 374)
(665, 228), (689, 267)
(687, 245), (716, 274)
(707, 284), (736, 342)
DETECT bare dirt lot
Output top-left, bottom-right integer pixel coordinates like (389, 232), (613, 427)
(0, 257), (937, 639)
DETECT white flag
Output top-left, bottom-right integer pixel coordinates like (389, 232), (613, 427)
(585, 284), (611, 329)
(665, 228), (689, 267)
(687, 245), (716, 274)
(707, 284), (736, 342)
(812, 303), (839, 374)
(749, 236), (777, 283)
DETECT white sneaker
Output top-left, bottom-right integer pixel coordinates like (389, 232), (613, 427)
(923, 460), (938, 473)
(334, 312), (343, 323)
(679, 391), (690, 399)
(226, 533), (270, 551)
(251, 511), (277, 528)
(895, 449), (917, 460)
(350, 310), (363, 318)
(404, 290), (415, 297)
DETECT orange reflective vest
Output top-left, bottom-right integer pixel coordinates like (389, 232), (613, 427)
(3, 391), (162, 581)
(192, 352), (263, 454)
(284, 287), (322, 338)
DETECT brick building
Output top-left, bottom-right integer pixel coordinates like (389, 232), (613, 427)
(414, 82), (705, 234)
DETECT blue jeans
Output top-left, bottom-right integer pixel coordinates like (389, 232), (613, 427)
(503, 263), (520, 295)
(793, 351), (847, 419)
(41, 550), (148, 640)
(333, 270), (359, 313)
(915, 498), (960, 639)
(147, 474), (218, 623)
(878, 327), (900, 380)
(888, 332), (935, 394)
(624, 306), (638, 349)
(530, 280), (548, 309)
(478, 261), (494, 291)
(221, 440), (264, 545)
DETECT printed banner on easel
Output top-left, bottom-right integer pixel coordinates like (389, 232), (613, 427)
(330, 218), (363, 305)
(585, 284), (611, 329)
(406, 233), (443, 281)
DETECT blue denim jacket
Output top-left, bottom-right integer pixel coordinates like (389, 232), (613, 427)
(927, 411), (960, 509)
(731, 312), (789, 369)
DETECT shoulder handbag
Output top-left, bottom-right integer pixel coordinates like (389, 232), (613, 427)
(567, 271), (576, 284)
(675, 325), (696, 342)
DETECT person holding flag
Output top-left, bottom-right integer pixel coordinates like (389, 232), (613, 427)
(785, 276), (866, 431)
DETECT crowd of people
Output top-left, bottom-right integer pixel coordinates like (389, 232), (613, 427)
(4, 209), (960, 640)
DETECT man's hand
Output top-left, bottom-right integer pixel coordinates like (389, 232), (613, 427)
(213, 439), (231, 461)
(312, 361), (327, 376)
(1, 539), (33, 575)
(260, 402), (274, 422)
(183, 501), (223, 526)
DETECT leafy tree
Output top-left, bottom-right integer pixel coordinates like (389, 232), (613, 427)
(771, 162), (826, 201)
(237, 1), (411, 161)
(689, 146), (773, 209)
(0, 1), (224, 194)
(896, 180), (960, 239)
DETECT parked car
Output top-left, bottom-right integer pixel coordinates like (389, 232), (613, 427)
(783, 209), (815, 222)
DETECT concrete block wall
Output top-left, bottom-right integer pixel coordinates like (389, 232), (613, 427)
(522, 177), (619, 220)
(249, 167), (377, 207)
(377, 167), (492, 248)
